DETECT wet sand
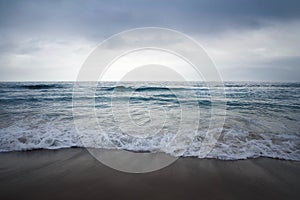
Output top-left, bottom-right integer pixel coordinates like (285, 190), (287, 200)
(0, 148), (299, 200)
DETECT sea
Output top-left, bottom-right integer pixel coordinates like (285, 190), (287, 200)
(0, 82), (299, 161)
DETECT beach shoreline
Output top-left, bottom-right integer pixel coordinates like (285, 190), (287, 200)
(0, 148), (299, 200)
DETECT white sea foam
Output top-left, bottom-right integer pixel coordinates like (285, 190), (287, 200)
(1, 121), (299, 161)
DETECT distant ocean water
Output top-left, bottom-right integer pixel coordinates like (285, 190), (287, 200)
(0, 82), (299, 161)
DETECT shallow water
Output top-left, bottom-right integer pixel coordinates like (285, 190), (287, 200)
(0, 82), (299, 160)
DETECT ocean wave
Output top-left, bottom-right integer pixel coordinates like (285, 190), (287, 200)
(0, 83), (70, 90)
(0, 123), (299, 161)
(100, 85), (209, 92)
(20, 84), (65, 90)
(0, 82), (299, 161)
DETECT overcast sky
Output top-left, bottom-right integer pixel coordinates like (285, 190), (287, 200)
(0, 0), (300, 81)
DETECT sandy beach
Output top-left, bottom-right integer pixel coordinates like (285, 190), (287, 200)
(0, 148), (299, 200)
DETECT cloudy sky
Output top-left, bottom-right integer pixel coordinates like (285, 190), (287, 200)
(0, 0), (300, 81)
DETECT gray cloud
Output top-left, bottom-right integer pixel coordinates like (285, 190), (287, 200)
(1, 0), (300, 39)
(0, 0), (299, 81)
